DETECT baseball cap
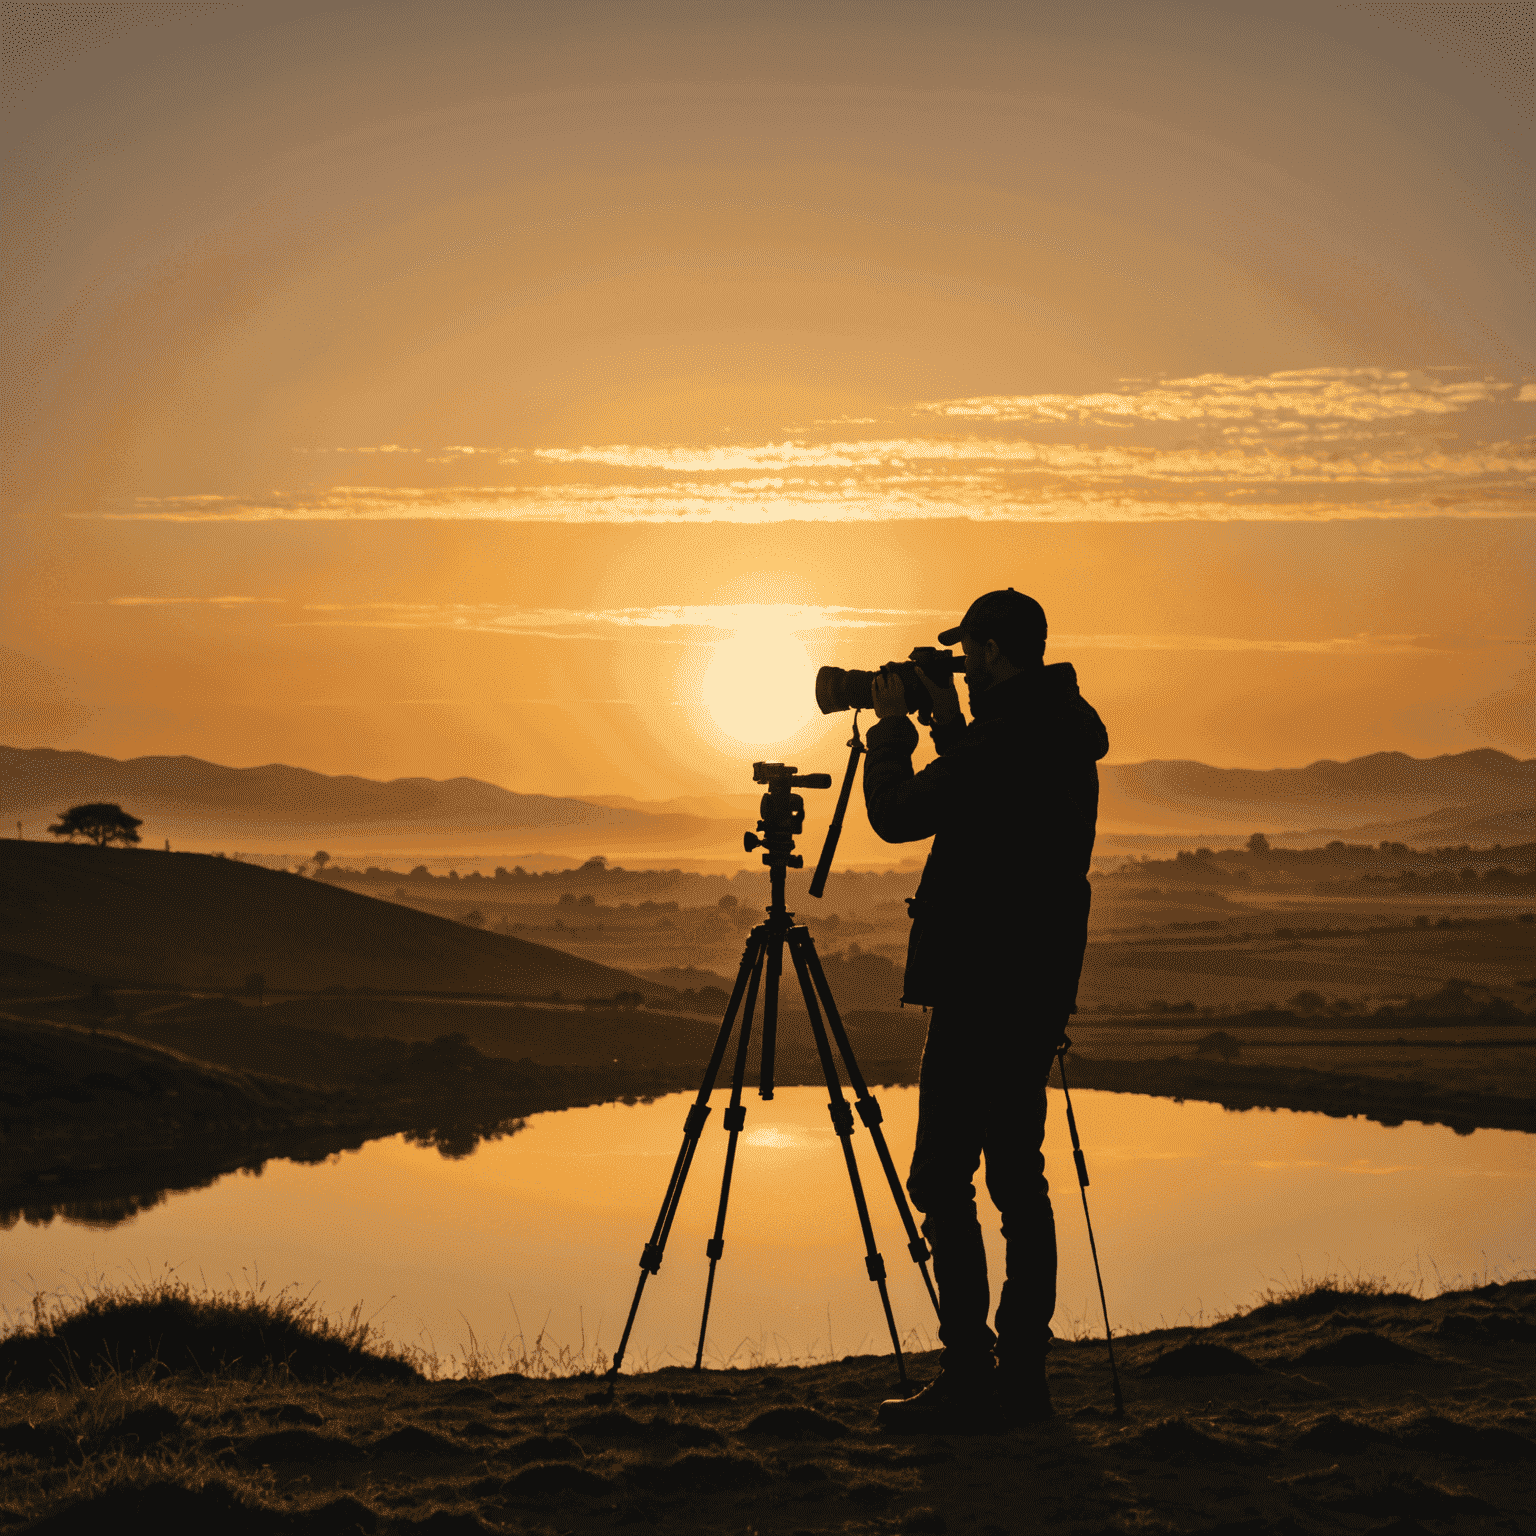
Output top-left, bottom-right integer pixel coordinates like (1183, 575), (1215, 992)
(937, 588), (1048, 647)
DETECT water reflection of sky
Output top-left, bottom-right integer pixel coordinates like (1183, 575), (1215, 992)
(4, 1089), (1531, 1373)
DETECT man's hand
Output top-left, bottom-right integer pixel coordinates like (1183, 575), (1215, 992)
(913, 664), (963, 725)
(871, 667), (908, 720)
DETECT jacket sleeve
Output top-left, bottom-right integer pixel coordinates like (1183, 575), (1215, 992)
(862, 714), (955, 843)
(929, 712), (967, 755)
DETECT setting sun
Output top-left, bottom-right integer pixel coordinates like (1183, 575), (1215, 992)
(701, 622), (817, 744)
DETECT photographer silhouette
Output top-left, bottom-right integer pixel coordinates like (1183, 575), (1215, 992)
(864, 589), (1109, 1429)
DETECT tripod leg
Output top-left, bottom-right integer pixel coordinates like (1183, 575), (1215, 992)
(793, 930), (940, 1317)
(606, 925), (765, 1384)
(1057, 1045), (1125, 1416)
(759, 924), (784, 1100)
(693, 943), (764, 1369)
(787, 932), (908, 1386)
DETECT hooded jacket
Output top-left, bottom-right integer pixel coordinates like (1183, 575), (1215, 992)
(862, 662), (1110, 1011)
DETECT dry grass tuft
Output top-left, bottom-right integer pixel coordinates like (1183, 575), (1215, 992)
(0, 1275), (418, 1389)
(1212, 1257), (1532, 1328)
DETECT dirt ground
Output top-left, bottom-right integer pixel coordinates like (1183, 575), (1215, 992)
(3, 1280), (1533, 1535)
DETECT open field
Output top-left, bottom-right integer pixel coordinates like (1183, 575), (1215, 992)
(369, 890), (1535, 1029)
(451, 896), (1536, 1016)
(1076, 905), (1536, 1013)
(46, 831), (1523, 1028)
(1, 1275), (1533, 1534)
(294, 840), (1535, 1017)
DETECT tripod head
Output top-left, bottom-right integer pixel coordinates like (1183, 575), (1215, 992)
(743, 762), (831, 911)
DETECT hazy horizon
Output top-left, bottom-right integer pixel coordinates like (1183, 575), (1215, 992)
(6, 734), (1530, 868)
(7, 733), (1533, 777)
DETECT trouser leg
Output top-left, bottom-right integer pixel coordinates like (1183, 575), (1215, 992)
(907, 1004), (1065, 1373)
(905, 1009), (994, 1372)
(985, 1033), (1063, 1367)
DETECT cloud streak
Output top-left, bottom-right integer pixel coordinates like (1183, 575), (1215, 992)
(101, 423), (1534, 526)
(919, 368), (1520, 423)
(529, 438), (1528, 481)
(1052, 632), (1523, 655)
(267, 603), (1519, 657)
(285, 602), (949, 638)
(106, 595), (285, 606)
(94, 367), (1533, 526)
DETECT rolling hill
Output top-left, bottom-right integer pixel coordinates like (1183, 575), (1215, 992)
(0, 841), (662, 998)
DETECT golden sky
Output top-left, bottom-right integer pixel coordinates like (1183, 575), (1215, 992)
(4, 0), (1532, 798)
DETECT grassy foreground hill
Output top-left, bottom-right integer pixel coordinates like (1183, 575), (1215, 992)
(0, 842), (658, 1000)
(1, 1274), (1532, 1534)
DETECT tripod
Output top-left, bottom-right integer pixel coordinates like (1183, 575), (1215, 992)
(606, 755), (939, 1388)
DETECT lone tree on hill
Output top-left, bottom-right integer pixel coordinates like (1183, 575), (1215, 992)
(1246, 832), (1271, 855)
(49, 802), (143, 848)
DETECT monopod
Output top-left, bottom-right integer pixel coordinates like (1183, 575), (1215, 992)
(1055, 1038), (1125, 1416)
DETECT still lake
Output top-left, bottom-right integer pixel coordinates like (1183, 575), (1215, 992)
(6, 1088), (1532, 1372)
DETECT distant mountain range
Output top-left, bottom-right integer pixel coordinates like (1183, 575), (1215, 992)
(1, 746), (641, 830)
(1297, 800), (1533, 847)
(0, 744), (745, 860)
(1096, 749), (1533, 838)
(4, 743), (1530, 855)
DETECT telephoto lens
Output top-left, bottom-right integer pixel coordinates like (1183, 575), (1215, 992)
(814, 648), (965, 718)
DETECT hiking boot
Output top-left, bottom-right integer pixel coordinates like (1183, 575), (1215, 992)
(877, 1366), (995, 1432)
(994, 1363), (1053, 1424)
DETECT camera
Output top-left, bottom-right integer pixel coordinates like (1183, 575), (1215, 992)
(814, 647), (966, 724)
